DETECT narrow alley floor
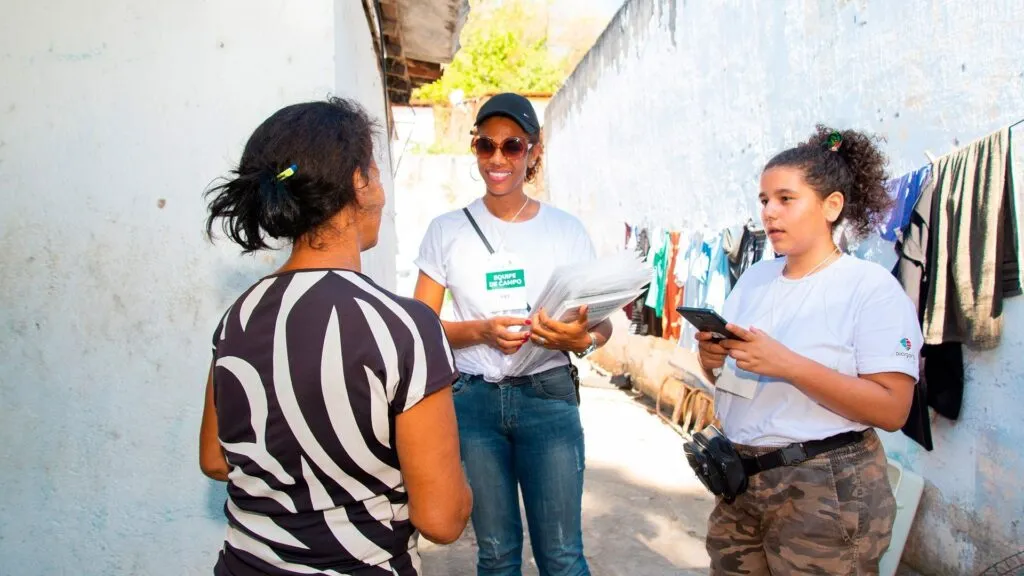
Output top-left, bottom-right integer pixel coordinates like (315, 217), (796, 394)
(420, 363), (715, 576)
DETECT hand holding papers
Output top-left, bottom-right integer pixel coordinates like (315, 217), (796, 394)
(506, 252), (652, 375)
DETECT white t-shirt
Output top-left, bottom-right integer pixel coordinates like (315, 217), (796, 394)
(715, 255), (923, 446)
(415, 198), (597, 382)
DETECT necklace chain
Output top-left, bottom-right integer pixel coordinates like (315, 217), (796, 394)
(768, 247), (841, 337)
(788, 246), (840, 280)
(493, 196), (531, 253)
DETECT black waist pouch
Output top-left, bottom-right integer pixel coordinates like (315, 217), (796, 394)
(683, 425), (748, 503)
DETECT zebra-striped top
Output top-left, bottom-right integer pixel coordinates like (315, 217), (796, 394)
(210, 269), (457, 576)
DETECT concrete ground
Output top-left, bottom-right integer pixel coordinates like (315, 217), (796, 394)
(420, 362), (715, 576)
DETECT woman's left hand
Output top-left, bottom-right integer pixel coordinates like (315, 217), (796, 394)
(528, 305), (591, 353)
(720, 323), (799, 380)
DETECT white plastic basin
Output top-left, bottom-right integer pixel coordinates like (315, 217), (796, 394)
(880, 459), (925, 576)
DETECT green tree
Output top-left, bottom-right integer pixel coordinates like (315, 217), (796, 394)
(412, 0), (565, 104)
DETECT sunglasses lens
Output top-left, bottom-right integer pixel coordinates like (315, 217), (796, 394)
(501, 139), (527, 159)
(473, 138), (497, 158)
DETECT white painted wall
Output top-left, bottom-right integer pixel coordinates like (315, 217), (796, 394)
(545, 1), (1024, 574)
(336, 0), (398, 285)
(0, 1), (395, 573)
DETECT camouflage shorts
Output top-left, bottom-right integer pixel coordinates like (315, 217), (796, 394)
(706, 429), (896, 576)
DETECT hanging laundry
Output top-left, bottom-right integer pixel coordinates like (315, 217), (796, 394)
(900, 373), (934, 451)
(626, 227), (655, 335)
(896, 126), (1020, 442)
(724, 224), (769, 284)
(679, 231), (714, 349)
(622, 223), (639, 317)
(637, 227), (650, 259)
(843, 166), (932, 272)
(882, 166), (931, 242)
(722, 224), (746, 283)
(644, 229), (669, 317)
(663, 231), (684, 340)
(923, 342), (965, 420)
(704, 231), (732, 315)
(907, 127), (1021, 349)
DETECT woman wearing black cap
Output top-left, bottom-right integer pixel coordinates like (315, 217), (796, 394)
(414, 92), (608, 575)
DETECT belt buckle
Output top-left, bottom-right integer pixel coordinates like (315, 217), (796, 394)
(779, 444), (808, 466)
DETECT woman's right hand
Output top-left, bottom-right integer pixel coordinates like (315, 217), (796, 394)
(483, 316), (531, 355)
(695, 331), (728, 372)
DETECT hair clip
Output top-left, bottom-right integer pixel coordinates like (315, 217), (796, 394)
(276, 164), (298, 181)
(827, 131), (843, 152)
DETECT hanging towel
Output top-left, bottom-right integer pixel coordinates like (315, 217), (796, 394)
(705, 232), (732, 314)
(920, 127), (1021, 348)
(663, 231), (683, 340)
(644, 229), (669, 317)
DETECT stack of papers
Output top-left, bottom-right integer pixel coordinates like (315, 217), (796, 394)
(506, 251), (651, 375)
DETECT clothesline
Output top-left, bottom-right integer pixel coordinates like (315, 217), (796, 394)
(1010, 117), (1024, 129)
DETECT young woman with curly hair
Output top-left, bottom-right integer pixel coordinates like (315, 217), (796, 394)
(695, 126), (922, 575)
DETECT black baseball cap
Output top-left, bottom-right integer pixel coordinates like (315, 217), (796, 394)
(474, 93), (540, 135)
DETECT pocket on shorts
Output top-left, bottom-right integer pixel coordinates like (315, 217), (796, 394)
(774, 460), (853, 545)
(826, 442), (897, 546)
(824, 460), (858, 544)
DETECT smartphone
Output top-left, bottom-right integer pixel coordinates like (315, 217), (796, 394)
(676, 306), (739, 341)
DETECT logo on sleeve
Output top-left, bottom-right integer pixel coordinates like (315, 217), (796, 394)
(896, 337), (915, 359)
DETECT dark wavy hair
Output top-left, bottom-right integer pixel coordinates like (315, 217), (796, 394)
(205, 97), (378, 252)
(525, 130), (542, 184)
(764, 124), (892, 239)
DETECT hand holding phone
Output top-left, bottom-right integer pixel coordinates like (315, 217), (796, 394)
(676, 307), (739, 342)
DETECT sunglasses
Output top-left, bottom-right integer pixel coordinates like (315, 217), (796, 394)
(471, 136), (532, 160)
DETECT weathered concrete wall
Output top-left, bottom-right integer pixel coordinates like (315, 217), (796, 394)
(544, 1), (1024, 574)
(0, 1), (395, 573)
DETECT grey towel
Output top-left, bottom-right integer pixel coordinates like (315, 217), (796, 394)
(922, 127), (1021, 348)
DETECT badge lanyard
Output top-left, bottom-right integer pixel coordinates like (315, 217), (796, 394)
(463, 205), (530, 318)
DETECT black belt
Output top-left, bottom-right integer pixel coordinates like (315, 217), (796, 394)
(741, 430), (865, 476)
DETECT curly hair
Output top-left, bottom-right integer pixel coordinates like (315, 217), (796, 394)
(764, 124), (892, 239)
(525, 130), (542, 183)
(205, 97), (378, 253)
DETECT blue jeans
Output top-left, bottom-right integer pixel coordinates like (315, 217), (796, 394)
(452, 366), (589, 576)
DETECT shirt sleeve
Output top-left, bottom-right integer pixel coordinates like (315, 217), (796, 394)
(211, 307), (229, 356)
(413, 217), (447, 286)
(393, 301), (459, 414)
(854, 275), (923, 379)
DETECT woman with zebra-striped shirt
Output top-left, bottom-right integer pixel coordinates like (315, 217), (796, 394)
(200, 97), (472, 575)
